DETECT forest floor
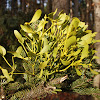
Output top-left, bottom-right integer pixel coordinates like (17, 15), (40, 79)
(39, 92), (93, 100)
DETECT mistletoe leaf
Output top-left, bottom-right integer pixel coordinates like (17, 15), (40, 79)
(75, 67), (82, 76)
(60, 59), (70, 66)
(16, 46), (23, 54)
(30, 9), (42, 23)
(0, 45), (6, 56)
(14, 30), (24, 44)
(20, 25), (33, 33)
(65, 36), (76, 49)
(81, 45), (89, 59)
(90, 68), (99, 75)
(39, 61), (48, 69)
(1, 68), (14, 82)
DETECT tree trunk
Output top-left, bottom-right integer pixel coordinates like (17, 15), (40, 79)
(40, 0), (44, 13)
(93, 0), (100, 64)
(91, 0), (94, 31)
(0, 0), (6, 15)
(20, 0), (26, 13)
(11, 0), (18, 15)
(74, 0), (79, 17)
(85, 0), (90, 28)
(70, 0), (73, 19)
(52, 0), (70, 16)
(47, 0), (52, 13)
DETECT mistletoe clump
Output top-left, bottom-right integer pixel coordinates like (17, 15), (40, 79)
(0, 9), (100, 99)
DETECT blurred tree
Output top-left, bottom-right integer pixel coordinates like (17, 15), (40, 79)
(20, 0), (26, 12)
(70, 0), (73, 18)
(0, 0), (6, 15)
(11, 0), (18, 15)
(93, 0), (100, 64)
(52, 0), (70, 16)
(40, 0), (45, 13)
(74, 0), (79, 17)
(47, 0), (52, 13)
(85, 0), (90, 29)
(79, 0), (86, 21)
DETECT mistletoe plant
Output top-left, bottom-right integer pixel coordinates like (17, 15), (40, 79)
(0, 9), (100, 99)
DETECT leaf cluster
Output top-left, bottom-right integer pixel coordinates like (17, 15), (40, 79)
(0, 9), (100, 99)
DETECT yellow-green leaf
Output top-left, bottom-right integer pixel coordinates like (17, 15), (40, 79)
(53, 9), (57, 16)
(8, 46), (23, 58)
(92, 56), (99, 60)
(40, 42), (53, 54)
(57, 13), (66, 25)
(78, 22), (85, 28)
(30, 9), (42, 23)
(81, 45), (89, 59)
(37, 19), (48, 31)
(67, 18), (80, 34)
(39, 69), (43, 78)
(16, 46), (23, 54)
(71, 17), (80, 29)
(42, 37), (48, 46)
(83, 25), (88, 31)
(60, 59), (70, 66)
(53, 47), (58, 58)
(39, 61), (48, 69)
(90, 68), (99, 75)
(82, 64), (88, 68)
(51, 26), (56, 34)
(20, 25), (33, 33)
(0, 45), (6, 56)
(73, 49), (81, 56)
(1, 68), (14, 82)
(65, 36), (76, 49)
(81, 33), (92, 44)
(75, 67), (82, 76)
(14, 30), (24, 44)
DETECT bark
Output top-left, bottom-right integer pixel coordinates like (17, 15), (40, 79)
(20, 0), (26, 12)
(52, 0), (70, 16)
(85, 0), (93, 30)
(47, 0), (52, 13)
(74, 0), (79, 17)
(0, 0), (6, 15)
(40, 0), (44, 13)
(79, 0), (86, 21)
(11, 0), (18, 15)
(91, 0), (94, 31)
(86, 0), (90, 28)
(93, 0), (100, 64)
(70, 0), (73, 19)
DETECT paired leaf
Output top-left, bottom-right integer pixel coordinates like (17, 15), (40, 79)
(8, 46), (23, 58)
(1, 68), (14, 82)
(39, 61), (48, 69)
(60, 59), (70, 66)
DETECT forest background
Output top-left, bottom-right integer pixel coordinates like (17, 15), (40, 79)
(0, 0), (100, 73)
(1, 0), (100, 99)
